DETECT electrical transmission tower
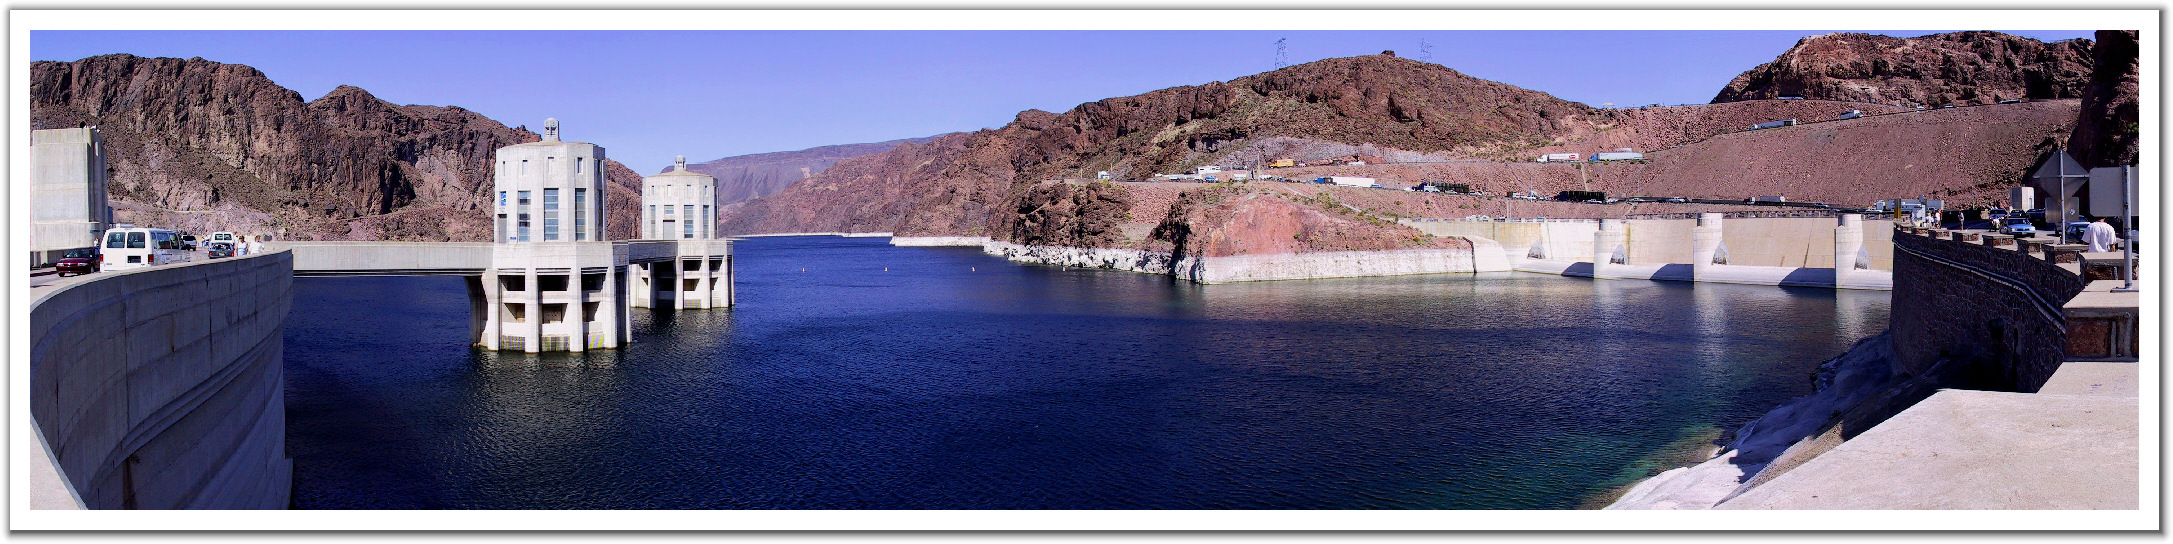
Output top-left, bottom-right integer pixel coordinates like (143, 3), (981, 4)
(1274, 38), (1288, 68)
(1419, 39), (1434, 62)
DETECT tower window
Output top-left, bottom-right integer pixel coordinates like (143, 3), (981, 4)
(574, 188), (588, 241)
(543, 188), (560, 241)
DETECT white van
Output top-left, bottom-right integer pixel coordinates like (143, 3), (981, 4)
(207, 231), (239, 249)
(103, 227), (194, 271)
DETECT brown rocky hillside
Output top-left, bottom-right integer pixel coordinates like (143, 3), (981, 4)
(722, 46), (2098, 243)
(1613, 100), (2082, 208)
(2066, 30), (2140, 169)
(1713, 31), (2093, 107)
(684, 134), (949, 209)
(31, 54), (646, 241)
(722, 53), (1615, 237)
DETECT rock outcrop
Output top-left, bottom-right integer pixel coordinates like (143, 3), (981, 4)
(1712, 31), (2094, 107)
(2065, 30), (2140, 169)
(31, 54), (647, 241)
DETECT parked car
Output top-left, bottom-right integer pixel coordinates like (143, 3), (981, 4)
(1995, 217), (2038, 236)
(55, 247), (99, 277)
(181, 235), (199, 251)
(208, 241), (235, 259)
(2064, 221), (2092, 241)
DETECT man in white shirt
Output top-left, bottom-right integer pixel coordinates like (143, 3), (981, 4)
(2083, 217), (2120, 252)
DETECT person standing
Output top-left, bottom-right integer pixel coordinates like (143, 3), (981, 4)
(2083, 217), (2120, 252)
(245, 235), (264, 256)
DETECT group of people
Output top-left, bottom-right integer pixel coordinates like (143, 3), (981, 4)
(235, 236), (264, 256)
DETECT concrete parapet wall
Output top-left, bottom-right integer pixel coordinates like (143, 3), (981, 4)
(1890, 229), (2086, 391)
(266, 241), (493, 275)
(29, 251), (294, 509)
(624, 240), (681, 263)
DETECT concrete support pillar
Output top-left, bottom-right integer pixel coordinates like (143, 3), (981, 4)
(1835, 213), (1865, 286)
(691, 256), (709, 309)
(523, 268), (541, 353)
(601, 264), (621, 348)
(1593, 219), (1627, 279)
(570, 271), (589, 353)
(723, 254), (735, 307)
(630, 263), (650, 309)
(1691, 213), (1724, 280)
(479, 269), (502, 350)
(471, 270), (497, 350)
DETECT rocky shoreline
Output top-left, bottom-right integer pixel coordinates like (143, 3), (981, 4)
(978, 240), (1500, 284)
(1604, 332), (1901, 509)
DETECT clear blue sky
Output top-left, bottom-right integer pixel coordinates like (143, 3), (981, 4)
(32, 29), (2096, 175)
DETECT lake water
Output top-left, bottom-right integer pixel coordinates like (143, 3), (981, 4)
(282, 236), (1889, 509)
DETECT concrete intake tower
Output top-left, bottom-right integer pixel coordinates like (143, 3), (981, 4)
(471, 118), (630, 352)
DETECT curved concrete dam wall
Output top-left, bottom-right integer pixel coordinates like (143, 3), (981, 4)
(29, 251), (294, 509)
(1403, 216), (1894, 269)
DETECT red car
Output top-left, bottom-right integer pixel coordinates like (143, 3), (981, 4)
(55, 247), (98, 277)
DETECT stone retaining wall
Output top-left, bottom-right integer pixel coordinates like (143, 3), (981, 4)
(1890, 228), (2085, 392)
(28, 251), (294, 509)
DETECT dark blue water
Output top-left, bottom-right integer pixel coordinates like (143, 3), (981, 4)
(283, 236), (1889, 509)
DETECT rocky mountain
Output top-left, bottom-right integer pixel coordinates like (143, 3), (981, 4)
(682, 135), (949, 209)
(31, 54), (646, 241)
(721, 53), (1614, 237)
(2066, 30), (2140, 169)
(1712, 31), (2093, 107)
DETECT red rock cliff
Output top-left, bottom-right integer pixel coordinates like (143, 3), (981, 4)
(1712, 31), (2093, 107)
(32, 54), (646, 241)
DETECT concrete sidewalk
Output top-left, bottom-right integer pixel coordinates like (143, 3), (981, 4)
(1718, 362), (2139, 510)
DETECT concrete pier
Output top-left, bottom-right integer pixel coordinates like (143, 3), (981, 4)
(1590, 219), (1629, 279)
(630, 239), (734, 310)
(1691, 213), (1723, 276)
